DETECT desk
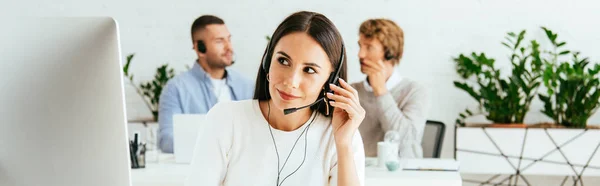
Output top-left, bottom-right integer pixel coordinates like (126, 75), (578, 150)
(131, 154), (462, 186)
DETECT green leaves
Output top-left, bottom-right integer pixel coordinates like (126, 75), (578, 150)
(122, 53), (177, 121)
(454, 82), (480, 100)
(454, 53), (492, 79)
(456, 108), (479, 127)
(453, 29), (543, 125)
(559, 50), (571, 55)
(537, 31), (600, 128)
(124, 54), (134, 76)
(454, 27), (600, 128)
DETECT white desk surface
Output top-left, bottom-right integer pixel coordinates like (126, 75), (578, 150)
(131, 153), (462, 186)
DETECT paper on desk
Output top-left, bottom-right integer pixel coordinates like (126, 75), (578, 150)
(401, 158), (460, 171)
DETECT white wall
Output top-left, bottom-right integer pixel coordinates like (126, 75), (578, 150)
(3, 0), (600, 158)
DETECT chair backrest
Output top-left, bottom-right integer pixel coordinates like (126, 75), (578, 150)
(422, 120), (446, 158)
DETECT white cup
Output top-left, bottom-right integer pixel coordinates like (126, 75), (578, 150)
(377, 142), (399, 168)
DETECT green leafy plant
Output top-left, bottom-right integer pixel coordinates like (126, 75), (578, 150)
(538, 28), (600, 128)
(454, 30), (543, 126)
(123, 54), (176, 121)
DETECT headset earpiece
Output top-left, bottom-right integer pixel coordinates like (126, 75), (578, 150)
(384, 50), (394, 61)
(197, 40), (207, 54)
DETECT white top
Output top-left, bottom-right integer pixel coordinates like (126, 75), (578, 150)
(209, 77), (231, 102)
(185, 100), (365, 186)
(363, 70), (403, 92)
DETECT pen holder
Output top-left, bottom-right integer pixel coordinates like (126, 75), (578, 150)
(130, 150), (145, 169)
(129, 134), (146, 169)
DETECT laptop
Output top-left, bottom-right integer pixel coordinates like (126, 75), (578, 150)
(173, 114), (206, 164)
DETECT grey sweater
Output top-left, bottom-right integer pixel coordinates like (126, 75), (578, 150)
(352, 78), (429, 158)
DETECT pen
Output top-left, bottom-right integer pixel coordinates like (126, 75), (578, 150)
(129, 141), (138, 168)
(133, 133), (138, 155)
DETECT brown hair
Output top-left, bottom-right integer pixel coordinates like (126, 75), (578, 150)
(359, 19), (404, 64)
(254, 11), (347, 117)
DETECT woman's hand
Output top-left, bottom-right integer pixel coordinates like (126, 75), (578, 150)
(327, 78), (365, 147)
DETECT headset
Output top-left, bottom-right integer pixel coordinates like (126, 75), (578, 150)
(384, 50), (395, 61)
(262, 39), (345, 116)
(262, 37), (345, 186)
(197, 40), (207, 53)
(197, 40), (236, 64)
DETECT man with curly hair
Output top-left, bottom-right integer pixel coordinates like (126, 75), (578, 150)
(352, 19), (429, 158)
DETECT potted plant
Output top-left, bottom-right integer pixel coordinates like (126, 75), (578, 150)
(123, 54), (176, 122)
(538, 28), (600, 129)
(453, 30), (543, 127)
(455, 28), (600, 186)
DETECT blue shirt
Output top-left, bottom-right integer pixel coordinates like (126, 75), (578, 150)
(158, 62), (254, 153)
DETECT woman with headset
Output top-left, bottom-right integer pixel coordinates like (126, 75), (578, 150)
(186, 11), (366, 186)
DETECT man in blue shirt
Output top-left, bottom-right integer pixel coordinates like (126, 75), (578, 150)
(158, 15), (254, 153)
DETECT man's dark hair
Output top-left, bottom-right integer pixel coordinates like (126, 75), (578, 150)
(190, 15), (225, 40)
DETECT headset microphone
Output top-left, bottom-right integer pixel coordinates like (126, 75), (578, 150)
(283, 97), (324, 115)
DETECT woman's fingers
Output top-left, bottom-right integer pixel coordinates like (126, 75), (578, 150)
(329, 101), (358, 117)
(338, 79), (359, 99)
(327, 79), (364, 119)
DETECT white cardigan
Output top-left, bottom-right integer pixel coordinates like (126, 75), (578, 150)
(185, 100), (365, 186)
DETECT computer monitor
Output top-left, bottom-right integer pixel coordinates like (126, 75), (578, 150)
(0, 17), (131, 186)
